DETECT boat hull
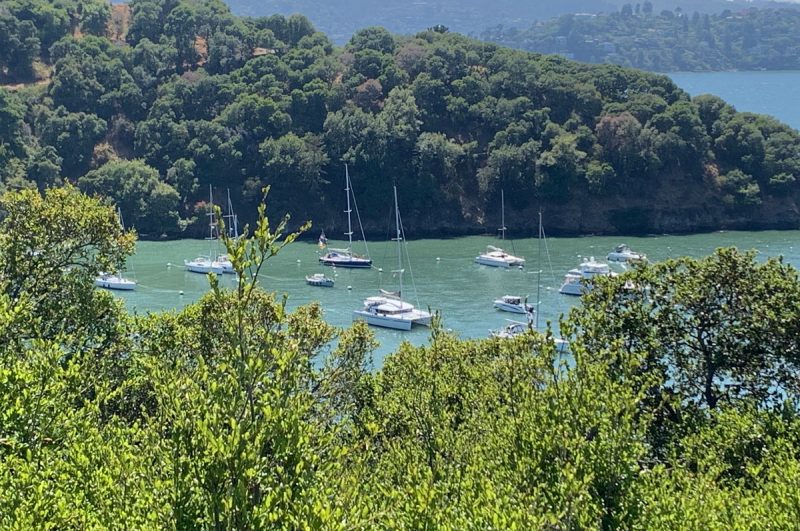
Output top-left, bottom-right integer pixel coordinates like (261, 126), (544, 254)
(493, 301), (534, 313)
(94, 277), (136, 291)
(319, 257), (372, 268)
(352, 309), (431, 330)
(185, 261), (224, 275)
(558, 282), (586, 296)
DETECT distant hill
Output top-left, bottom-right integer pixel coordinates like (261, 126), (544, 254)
(481, 6), (800, 72)
(224, 0), (800, 43)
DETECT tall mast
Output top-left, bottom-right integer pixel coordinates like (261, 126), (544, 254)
(344, 164), (353, 254)
(393, 185), (403, 301)
(208, 185), (217, 258)
(500, 189), (506, 241)
(535, 209), (542, 330)
(225, 188), (239, 238)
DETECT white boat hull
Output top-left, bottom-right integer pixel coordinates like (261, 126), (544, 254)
(185, 260), (224, 275)
(352, 309), (431, 330)
(493, 301), (534, 313)
(475, 256), (513, 268)
(559, 281), (587, 296)
(94, 275), (136, 291)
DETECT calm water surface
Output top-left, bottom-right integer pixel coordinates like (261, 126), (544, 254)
(117, 231), (800, 364)
(669, 71), (800, 130)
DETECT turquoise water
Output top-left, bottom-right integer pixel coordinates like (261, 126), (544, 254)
(669, 71), (800, 130)
(116, 231), (800, 363)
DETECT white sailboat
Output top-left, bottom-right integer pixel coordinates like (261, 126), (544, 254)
(475, 190), (525, 268)
(95, 207), (137, 291)
(319, 164), (372, 268)
(185, 186), (224, 275)
(217, 188), (239, 274)
(353, 186), (432, 331)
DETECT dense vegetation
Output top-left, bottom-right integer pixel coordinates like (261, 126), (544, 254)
(226, 0), (800, 43)
(482, 5), (800, 72)
(2, 0), (800, 239)
(2, 185), (800, 528)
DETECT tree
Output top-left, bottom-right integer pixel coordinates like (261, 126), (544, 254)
(568, 248), (800, 410)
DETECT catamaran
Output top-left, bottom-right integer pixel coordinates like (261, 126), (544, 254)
(320, 165), (372, 268)
(185, 186), (224, 275)
(353, 186), (431, 331)
(475, 190), (525, 268)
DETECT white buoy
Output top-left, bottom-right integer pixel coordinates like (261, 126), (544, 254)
(436, 257), (441, 261)
(179, 290), (184, 296)
(347, 285), (352, 290)
(378, 268), (383, 273)
(296, 259), (301, 263)
(167, 262), (172, 267)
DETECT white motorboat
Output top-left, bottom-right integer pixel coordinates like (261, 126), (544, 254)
(306, 273), (334, 287)
(475, 190), (525, 268)
(353, 186), (431, 331)
(491, 320), (528, 339)
(320, 165), (373, 269)
(559, 257), (616, 296)
(94, 208), (137, 291)
(475, 246), (526, 268)
(493, 295), (534, 314)
(94, 272), (136, 291)
(186, 186), (224, 275)
(607, 243), (646, 263)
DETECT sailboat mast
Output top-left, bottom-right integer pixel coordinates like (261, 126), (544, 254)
(536, 210), (542, 330)
(225, 188), (238, 238)
(500, 189), (506, 241)
(208, 185), (217, 258)
(345, 164), (354, 253)
(394, 185), (403, 301)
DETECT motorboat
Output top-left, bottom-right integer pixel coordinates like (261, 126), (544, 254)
(306, 273), (334, 287)
(493, 295), (534, 314)
(320, 164), (373, 269)
(607, 243), (646, 263)
(559, 257), (616, 296)
(475, 246), (526, 268)
(491, 320), (528, 339)
(475, 190), (524, 268)
(353, 185), (431, 331)
(94, 272), (136, 291)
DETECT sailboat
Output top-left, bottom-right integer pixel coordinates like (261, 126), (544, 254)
(353, 185), (432, 331)
(184, 186), (224, 275)
(94, 207), (137, 291)
(217, 188), (239, 274)
(319, 164), (372, 268)
(491, 211), (569, 352)
(475, 190), (525, 268)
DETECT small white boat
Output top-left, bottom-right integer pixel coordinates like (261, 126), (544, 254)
(475, 246), (526, 268)
(94, 272), (136, 291)
(491, 320), (528, 339)
(607, 243), (646, 263)
(475, 190), (525, 268)
(306, 273), (334, 287)
(320, 165), (373, 269)
(184, 256), (224, 275)
(493, 295), (534, 314)
(186, 186), (224, 275)
(353, 185), (431, 331)
(559, 257), (616, 296)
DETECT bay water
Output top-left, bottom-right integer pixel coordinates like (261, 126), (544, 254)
(117, 231), (800, 364)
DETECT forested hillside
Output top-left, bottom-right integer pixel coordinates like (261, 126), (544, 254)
(482, 6), (800, 72)
(2, 0), (800, 239)
(225, 0), (800, 43)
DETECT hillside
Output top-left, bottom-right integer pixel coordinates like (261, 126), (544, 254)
(225, 0), (800, 44)
(2, 0), (800, 239)
(482, 6), (800, 72)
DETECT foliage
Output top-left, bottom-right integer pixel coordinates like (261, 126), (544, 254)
(2, 186), (800, 526)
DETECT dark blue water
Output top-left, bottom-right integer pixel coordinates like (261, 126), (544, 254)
(670, 71), (800, 130)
